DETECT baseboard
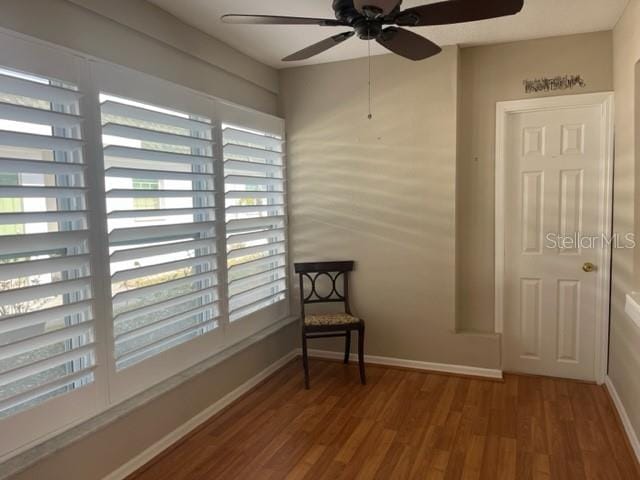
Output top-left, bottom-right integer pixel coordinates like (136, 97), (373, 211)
(304, 348), (503, 380)
(102, 349), (298, 480)
(604, 376), (640, 464)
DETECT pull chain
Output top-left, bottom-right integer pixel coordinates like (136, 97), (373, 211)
(367, 31), (373, 120)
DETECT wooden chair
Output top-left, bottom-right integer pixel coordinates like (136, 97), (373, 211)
(294, 261), (365, 389)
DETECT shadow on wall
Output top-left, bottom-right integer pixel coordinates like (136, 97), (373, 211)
(288, 61), (455, 248)
(281, 49), (500, 369)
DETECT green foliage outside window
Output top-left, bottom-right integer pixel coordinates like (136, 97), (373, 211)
(0, 173), (24, 235)
(132, 178), (160, 210)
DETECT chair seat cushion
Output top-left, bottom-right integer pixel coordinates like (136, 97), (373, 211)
(304, 313), (360, 326)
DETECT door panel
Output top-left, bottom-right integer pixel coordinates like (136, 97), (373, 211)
(520, 278), (542, 358)
(521, 171), (544, 254)
(559, 169), (583, 254)
(557, 279), (580, 362)
(503, 103), (604, 381)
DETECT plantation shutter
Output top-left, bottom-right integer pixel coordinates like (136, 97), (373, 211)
(223, 126), (287, 322)
(100, 94), (219, 370)
(0, 68), (95, 418)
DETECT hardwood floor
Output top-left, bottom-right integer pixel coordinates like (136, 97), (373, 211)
(128, 358), (640, 480)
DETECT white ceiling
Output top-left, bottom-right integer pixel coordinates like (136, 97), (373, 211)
(148, 0), (628, 69)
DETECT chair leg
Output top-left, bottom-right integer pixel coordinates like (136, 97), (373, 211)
(358, 323), (366, 385)
(302, 332), (310, 389)
(344, 330), (351, 364)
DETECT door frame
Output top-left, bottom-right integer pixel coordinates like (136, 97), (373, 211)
(494, 92), (614, 384)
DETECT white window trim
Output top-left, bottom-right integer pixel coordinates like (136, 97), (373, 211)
(0, 28), (289, 461)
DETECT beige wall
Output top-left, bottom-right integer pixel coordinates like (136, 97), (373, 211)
(456, 31), (614, 332)
(610, 0), (640, 447)
(280, 48), (500, 369)
(67, 0), (278, 95)
(0, 0), (279, 114)
(8, 323), (299, 480)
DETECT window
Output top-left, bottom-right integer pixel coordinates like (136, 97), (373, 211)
(0, 32), (287, 459)
(0, 173), (23, 235)
(223, 125), (287, 322)
(0, 68), (95, 419)
(100, 94), (219, 370)
(132, 178), (160, 211)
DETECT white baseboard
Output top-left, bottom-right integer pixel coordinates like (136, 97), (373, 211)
(304, 348), (503, 380)
(103, 349), (298, 480)
(604, 376), (640, 464)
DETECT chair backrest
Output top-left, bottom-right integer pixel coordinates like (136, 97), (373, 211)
(294, 261), (354, 318)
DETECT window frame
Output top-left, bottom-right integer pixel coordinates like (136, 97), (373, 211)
(90, 62), (229, 403)
(0, 31), (106, 459)
(0, 30), (289, 461)
(217, 101), (290, 345)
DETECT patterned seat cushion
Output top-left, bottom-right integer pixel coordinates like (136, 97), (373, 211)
(304, 313), (360, 326)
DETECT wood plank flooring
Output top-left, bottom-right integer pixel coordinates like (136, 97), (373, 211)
(128, 358), (640, 480)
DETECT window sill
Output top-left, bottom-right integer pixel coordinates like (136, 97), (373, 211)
(0, 315), (298, 480)
(624, 293), (640, 331)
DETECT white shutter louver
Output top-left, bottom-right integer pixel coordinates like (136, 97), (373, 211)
(0, 68), (95, 418)
(223, 126), (287, 322)
(101, 94), (219, 370)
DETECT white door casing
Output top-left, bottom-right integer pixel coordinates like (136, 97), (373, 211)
(495, 93), (614, 383)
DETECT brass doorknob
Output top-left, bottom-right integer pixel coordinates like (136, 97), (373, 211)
(583, 262), (596, 273)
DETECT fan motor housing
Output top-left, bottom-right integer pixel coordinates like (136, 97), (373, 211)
(333, 0), (395, 39)
(353, 19), (383, 39)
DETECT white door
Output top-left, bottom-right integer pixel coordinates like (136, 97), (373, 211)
(502, 96), (612, 381)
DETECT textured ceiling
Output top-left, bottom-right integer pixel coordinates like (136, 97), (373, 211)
(148, 0), (628, 68)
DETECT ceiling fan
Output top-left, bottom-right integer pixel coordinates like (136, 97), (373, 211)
(221, 0), (525, 62)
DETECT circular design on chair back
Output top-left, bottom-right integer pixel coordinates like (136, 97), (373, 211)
(313, 272), (335, 300)
(302, 273), (315, 302)
(333, 271), (345, 298)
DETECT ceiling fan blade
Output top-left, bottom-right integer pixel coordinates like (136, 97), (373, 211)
(395, 0), (524, 27)
(353, 0), (402, 16)
(283, 31), (355, 61)
(376, 27), (442, 61)
(221, 14), (345, 26)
